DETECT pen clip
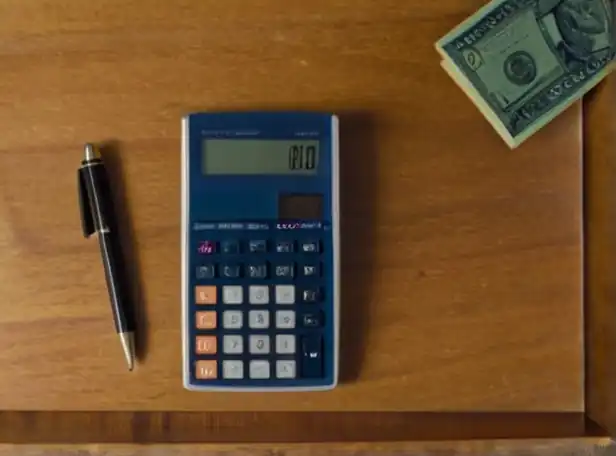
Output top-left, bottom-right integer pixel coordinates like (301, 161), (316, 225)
(78, 167), (95, 238)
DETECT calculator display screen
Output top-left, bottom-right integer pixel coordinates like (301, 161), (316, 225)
(203, 139), (320, 175)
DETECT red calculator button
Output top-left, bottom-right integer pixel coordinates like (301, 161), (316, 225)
(195, 336), (217, 354)
(195, 286), (217, 304)
(196, 360), (217, 379)
(196, 311), (217, 329)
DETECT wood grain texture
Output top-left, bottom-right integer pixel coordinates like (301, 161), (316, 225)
(585, 74), (616, 434)
(0, 411), (588, 443)
(0, 0), (584, 417)
(0, 439), (613, 456)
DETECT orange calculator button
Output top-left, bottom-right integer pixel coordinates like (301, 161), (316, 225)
(195, 286), (217, 304)
(195, 336), (217, 354)
(196, 311), (217, 329)
(195, 360), (217, 379)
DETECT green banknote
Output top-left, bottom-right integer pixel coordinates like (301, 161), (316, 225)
(436, 0), (615, 148)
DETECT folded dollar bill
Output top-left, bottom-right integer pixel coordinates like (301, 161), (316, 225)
(436, 0), (615, 148)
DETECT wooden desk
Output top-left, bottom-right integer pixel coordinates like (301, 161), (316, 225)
(0, 0), (608, 445)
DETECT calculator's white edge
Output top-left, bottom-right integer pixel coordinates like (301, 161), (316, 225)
(181, 114), (339, 392)
(182, 115), (192, 391)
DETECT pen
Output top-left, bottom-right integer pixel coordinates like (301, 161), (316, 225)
(78, 143), (136, 371)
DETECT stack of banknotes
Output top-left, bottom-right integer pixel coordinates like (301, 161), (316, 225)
(436, 0), (615, 148)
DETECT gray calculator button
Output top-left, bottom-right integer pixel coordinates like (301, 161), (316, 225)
(249, 335), (270, 354)
(223, 335), (243, 354)
(223, 360), (244, 379)
(276, 310), (296, 329)
(249, 360), (270, 379)
(249, 310), (270, 329)
(275, 285), (295, 304)
(223, 310), (243, 329)
(276, 360), (296, 379)
(276, 335), (296, 354)
(223, 285), (243, 304)
(249, 285), (269, 305)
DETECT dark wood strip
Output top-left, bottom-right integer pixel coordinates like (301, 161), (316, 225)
(0, 412), (586, 443)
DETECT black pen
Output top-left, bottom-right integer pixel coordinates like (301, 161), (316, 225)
(78, 143), (136, 370)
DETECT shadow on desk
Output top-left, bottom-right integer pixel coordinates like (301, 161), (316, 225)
(337, 112), (377, 383)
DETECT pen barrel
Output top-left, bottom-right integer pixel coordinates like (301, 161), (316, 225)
(82, 162), (136, 334)
(98, 231), (135, 333)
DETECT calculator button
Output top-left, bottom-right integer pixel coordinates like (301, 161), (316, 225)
(223, 360), (244, 379)
(221, 240), (240, 254)
(223, 335), (244, 354)
(249, 310), (270, 329)
(249, 335), (270, 354)
(249, 285), (269, 305)
(247, 263), (268, 279)
(198, 241), (216, 255)
(195, 360), (217, 379)
(223, 310), (243, 329)
(221, 264), (241, 279)
(301, 241), (320, 253)
(302, 264), (321, 277)
(276, 335), (296, 354)
(276, 310), (296, 329)
(303, 288), (322, 303)
(196, 265), (215, 279)
(249, 240), (267, 253)
(274, 264), (295, 279)
(301, 311), (323, 328)
(249, 360), (271, 379)
(275, 285), (295, 304)
(276, 360), (297, 379)
(223, 286), (243, 304)
(195, 286), (217, 305)
(301, 335), (323, 378)
(276, 241), (295, 253)
(195, 335), (217, 355)
(196, 311), (217, 329)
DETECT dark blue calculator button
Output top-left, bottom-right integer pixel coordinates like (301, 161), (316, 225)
(276, 241), (295, 253)
(302, 287), (322, 303)
(249, 240), (268, 253)
(196, 265), (216, 279)
(301, 241), (320, 253)
(301, 335), (323, 378)
(274, 264), (295, 278)
(302, 263), (321, 277)
(221, 264), (241, 279)
(198, 240), (216, 255)
(247, 263), (268, 279)
(302, 311), (323, 328)
(221, 240), (240, 254)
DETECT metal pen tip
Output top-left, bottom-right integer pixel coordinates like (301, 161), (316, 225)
(84, 143), (101, 161)
(119, 332), (136, 371)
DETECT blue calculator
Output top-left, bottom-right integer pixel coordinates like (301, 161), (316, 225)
(181, 112), (339, 391)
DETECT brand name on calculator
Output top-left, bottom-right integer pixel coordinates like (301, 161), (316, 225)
(277, 222), (322, 230)
(192, 222), (323, 231)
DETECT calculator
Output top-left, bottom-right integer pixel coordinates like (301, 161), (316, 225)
(181, 112), (339, 391)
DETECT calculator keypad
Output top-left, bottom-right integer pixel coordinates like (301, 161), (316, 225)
(191, 227), (329, 386)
